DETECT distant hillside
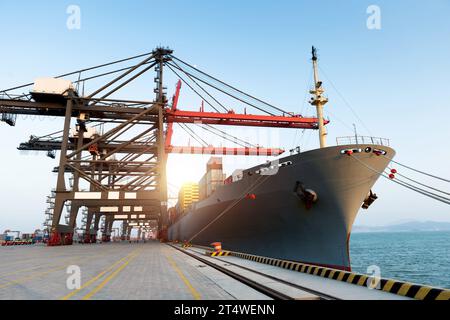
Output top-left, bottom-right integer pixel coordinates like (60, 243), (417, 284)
(353, 221), (450, 233)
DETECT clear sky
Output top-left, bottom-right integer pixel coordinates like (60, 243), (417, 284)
(0, 0), (449, 232)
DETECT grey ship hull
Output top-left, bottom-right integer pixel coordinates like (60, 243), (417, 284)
(168, 144), (395, 270)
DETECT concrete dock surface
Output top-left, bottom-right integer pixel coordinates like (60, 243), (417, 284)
(0, 241), (268, 300)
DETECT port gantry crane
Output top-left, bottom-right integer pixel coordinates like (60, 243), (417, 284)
(3, 230), (21, 241)
(0, 47), (329, 246)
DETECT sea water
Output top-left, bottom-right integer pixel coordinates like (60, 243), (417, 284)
(350, 231), (450, 289)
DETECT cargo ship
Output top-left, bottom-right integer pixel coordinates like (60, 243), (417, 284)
(167, 48), (395, 271)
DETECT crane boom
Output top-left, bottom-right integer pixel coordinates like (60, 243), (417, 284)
(165, 80), (181, 148)
(167, 146), (284, 156)
(165, 109), (328, 129)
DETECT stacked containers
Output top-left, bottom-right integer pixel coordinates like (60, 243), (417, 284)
(199, 157), (226, 200)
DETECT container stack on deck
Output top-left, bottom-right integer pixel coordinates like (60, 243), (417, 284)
(199, 157), (226, 201)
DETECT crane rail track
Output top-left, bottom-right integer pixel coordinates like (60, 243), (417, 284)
(168, 243), (341, 300)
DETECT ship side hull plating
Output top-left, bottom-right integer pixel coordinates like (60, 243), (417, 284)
(168, 144), (395, 270)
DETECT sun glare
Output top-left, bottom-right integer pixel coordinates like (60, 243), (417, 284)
(166, 154), (211, 203)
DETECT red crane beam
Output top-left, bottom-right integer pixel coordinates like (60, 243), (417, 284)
(165, 109), (329, 129)
(166, 146), (284, 156)
(165, 80), (181, 148)
(163, 80), (317, 156)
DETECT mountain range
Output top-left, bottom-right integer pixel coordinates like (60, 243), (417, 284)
(353, 220), (450, 233)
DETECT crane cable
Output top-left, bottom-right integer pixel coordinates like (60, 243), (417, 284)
(73, 61), (155, 85)
(166, 61), (280, 116)
(293, 67), (313, 147)
(165, 63), (221, 113)
(177, 123), (209, 147)
(167, 60), (277, 116)
(180, 123), (209, 146)
(1, 60), (156, 101)
(0, 52), (155, 93)
(170, 60), (229, 113)
(196, 124), (258, 148)
(170, 55), (289, 116)
(30, 121), (107, 143)
(318, 65), (373, 136)
(349, 155), (450, 205)
(205, 123), (258, 148)
(195, 125), (248, 148)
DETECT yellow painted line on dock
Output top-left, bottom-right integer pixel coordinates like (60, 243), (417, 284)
(0, 256), (84, 289)
(0, 254), (88, 279)
(0, 253), (79, 270)
(0, 251), (112, 289)
(61, 248), (140, 300)
(0, 265), (52, 279)
(81, 250), (141, 300)
(0, 257), (52, 270)
(166, 255), (201, 300)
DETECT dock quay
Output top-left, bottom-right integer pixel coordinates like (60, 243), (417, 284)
(0, 241), (448, 300)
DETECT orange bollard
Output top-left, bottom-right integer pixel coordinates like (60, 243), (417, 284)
(211, 242), (222, 252)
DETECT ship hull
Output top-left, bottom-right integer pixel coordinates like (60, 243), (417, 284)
(168, 144), (395, 271)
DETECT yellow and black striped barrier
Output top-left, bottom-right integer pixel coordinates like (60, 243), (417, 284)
(180, 243), (449, 300)
(225, 251), (449, 300)
(182, 243), (192, 248)
(204, 250), (231, 257)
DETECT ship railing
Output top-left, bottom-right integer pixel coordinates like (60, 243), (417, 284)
(336, 136), (390, 146)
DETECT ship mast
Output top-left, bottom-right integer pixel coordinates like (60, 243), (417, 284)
(309, 46), (328, 148)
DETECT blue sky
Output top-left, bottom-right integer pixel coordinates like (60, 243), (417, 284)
(0, 0), (449, 232)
